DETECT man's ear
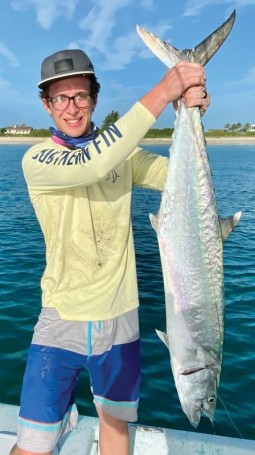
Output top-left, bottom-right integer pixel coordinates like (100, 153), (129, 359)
(91, 94), (98, 112)
(42, 98), (52, 115)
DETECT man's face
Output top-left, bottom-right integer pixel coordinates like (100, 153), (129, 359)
(42, 76), (97, 137)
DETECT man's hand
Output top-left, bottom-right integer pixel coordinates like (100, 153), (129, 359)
(179, 85), (210, 116)
(161, 62), (206, 104)
(140, 61), (206, 119)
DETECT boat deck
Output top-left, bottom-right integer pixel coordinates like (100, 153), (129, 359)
(1, 403), (255, 454)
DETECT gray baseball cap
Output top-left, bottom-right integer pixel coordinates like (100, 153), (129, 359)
(38, 49), (95, 89)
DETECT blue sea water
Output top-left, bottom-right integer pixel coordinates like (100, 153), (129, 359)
(0, 143), (255, 441)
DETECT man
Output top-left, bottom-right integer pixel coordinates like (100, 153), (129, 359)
(11, 48), (209, 455)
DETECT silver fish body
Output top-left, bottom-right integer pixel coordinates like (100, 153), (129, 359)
(137, 11), (241, 427)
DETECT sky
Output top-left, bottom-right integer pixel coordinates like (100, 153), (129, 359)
(0, 0), (255, 131)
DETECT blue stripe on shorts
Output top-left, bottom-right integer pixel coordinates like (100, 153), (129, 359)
(18, 404), (76, 432)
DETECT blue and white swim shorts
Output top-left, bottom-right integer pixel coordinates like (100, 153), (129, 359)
(17, 307), (140, 453)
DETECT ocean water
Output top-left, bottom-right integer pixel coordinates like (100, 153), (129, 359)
(0, 143), (254, 441)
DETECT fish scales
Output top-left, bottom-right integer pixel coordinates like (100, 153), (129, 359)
(163, 108), (222, 331)
(159, 104), (223, 363)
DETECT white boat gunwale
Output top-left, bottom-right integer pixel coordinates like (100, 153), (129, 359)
(1, 403), (255, 454)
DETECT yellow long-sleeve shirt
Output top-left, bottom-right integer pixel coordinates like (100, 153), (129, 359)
(22, 102), (168, 320)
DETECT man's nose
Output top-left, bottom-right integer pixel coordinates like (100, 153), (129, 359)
(66, 98), (79, 114)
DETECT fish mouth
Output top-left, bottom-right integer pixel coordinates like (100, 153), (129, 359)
(182, 396), (216, 428)
(178, 367), (217, 426)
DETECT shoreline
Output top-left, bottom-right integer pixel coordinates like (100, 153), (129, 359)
(140, 137), (255, 145)
(0, 136), (254, 146)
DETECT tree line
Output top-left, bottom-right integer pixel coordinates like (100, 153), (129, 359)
(1, 113), (254, 138)
(223, 122), (252, 132)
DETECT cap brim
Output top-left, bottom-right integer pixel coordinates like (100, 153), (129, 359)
(38, 70), (95, 89)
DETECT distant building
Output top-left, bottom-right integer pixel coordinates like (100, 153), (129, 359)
(5, 124), (33, 135)
(249, 124), (255, 132)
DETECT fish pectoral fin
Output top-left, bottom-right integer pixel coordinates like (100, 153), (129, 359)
(220, 211), (242, 241)
(149, 213), (158, 232)
(155, 329), (169, 348)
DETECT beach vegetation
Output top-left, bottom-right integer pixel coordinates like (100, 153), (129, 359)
(143, 126), (255, 139)
(29, 129), (50, 137)
(224, 122), (252, 132)
(145, 128), (174, 138)
(1, 121), (255, 139)
(99, 110), (120, 133)
(205, 129), (255, 138)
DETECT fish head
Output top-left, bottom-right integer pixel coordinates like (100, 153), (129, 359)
(178, 367), (218, 427)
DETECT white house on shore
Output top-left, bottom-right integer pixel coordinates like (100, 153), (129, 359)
(5, 124), (33, 135)
(249, 124), (255, 132)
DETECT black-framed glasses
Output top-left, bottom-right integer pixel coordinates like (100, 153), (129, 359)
(47, 93), (92, 111)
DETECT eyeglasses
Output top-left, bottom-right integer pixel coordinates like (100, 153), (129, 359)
(47, 93), (92, 111)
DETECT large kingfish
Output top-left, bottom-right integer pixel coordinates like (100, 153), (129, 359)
(137, 11), (241, 427)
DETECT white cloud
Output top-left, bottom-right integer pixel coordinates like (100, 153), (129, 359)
(228, 66), (255, 87)
(0, 77), (12, 89)
(78, 0), (132, 53)
(140, 21), (173, 40)
(101, 31), (140, 70)
(184, 0), (255, 16)
(11, 0), (169, 72)
(70, 14), (173, 71)
(69, 29), (139, 70)
(184, 0), (215, 16)
(141, 0), (154, 9)
(77, 0), (158, 54)
(11, 0), (79, 29)
(69, 0), (146, 70)
(0, 43), (20, 67)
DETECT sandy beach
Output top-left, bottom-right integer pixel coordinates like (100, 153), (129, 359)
(140, 136), (255, 145)
(0, 137), (46, 145)
(0, 136), (254, 146)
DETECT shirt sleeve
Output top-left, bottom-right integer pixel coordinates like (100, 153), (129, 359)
(22, 102), (156, 192)
(131, 147), (168, 191)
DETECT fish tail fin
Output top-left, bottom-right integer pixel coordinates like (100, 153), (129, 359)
(137, 25), (181, 68)
(220, 211), (242, 241)
(137, 10), (236, 67)
(156, 329), (169, 348)
(193, 10), (236, 66)
(149, 213), (158, 232)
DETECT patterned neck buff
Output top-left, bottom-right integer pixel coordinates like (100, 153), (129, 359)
(49, 122), (99, 149)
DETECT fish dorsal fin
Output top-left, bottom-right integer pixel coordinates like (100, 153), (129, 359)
(220, 211), (242, 241)
(149, 213), (158, 232)
(156, 329), (169, 348)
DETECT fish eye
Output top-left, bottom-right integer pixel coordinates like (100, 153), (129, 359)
(208, 396), (215, 404)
